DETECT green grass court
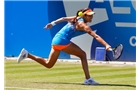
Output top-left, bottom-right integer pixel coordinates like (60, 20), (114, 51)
(4, 60), (136, 90)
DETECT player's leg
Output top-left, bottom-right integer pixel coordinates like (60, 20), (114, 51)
(62, 42), (90, 79)
(62, 42), (99, 85)
(17, 48), (60, 68)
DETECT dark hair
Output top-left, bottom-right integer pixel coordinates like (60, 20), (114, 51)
(82, 8), (91, 16)
(71, 8), (91, 24)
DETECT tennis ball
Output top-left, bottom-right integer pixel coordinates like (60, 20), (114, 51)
(78, 12), (83, 16)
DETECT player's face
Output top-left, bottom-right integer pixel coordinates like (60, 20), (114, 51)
(87, 15), (93, 22)
(84, 15), (93, 22)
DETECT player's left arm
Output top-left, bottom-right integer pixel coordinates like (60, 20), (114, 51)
(44, 16), (76, 29)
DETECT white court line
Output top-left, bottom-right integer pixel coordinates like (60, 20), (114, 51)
(5, 86), (48, 90)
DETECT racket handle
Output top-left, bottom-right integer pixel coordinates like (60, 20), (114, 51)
(108, 48), (113, 51)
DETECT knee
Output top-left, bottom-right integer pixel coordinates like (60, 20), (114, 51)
(46, 63), (54, 69)
(46, 65), (53, 68)
(79, 50), (87, 59)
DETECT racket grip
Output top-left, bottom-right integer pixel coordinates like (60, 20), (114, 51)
(108, 48), (113, 51)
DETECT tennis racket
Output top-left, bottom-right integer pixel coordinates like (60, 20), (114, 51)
(108, 44), (123, 60)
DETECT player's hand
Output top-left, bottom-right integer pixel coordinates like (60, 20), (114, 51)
(106, 45), (112, 51)
(44, 23), (52, 29)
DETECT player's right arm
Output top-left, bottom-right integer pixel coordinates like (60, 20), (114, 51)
(77, 21), (111, 51)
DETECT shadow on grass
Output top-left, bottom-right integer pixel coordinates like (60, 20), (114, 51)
(33, 82), (136, 88)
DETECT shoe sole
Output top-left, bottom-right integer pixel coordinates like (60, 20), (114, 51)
(17, 48), (26, 63)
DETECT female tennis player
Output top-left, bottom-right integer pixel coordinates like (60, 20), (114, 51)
(17, 8), (112, 85)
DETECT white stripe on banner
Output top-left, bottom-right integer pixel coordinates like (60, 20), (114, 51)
(70, 30), (97, 59)
(63, 0), (90, 17)
(95, 0), (104, 2)
(110, 0), (130, 14)
(115, 22), (136, 27)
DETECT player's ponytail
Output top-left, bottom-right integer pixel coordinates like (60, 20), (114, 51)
(71, 9), (83, 24)
(71, 8), (90, 24)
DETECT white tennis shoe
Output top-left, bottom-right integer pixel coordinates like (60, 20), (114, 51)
(83, 78), (99, 85)
(17, 48), (28, 63)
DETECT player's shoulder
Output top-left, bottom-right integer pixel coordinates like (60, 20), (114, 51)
(77, 17), (84, 21)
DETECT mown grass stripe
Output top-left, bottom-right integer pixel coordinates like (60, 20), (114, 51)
(5, 60), (136, 90)
(5, 68), (135, 81)
(5, 62), (135, 73)
(5, 65), (135, 75)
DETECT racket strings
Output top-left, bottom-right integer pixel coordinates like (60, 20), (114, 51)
(114, 45), (123, 59)
(106, 44), (123, 60)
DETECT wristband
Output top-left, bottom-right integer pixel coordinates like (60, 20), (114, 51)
(51, 21), (56, 26)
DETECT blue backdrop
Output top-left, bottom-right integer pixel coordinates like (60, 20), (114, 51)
(5, 0), (136, 61)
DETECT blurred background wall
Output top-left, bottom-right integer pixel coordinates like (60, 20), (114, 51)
(4, 0), (136, 61)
